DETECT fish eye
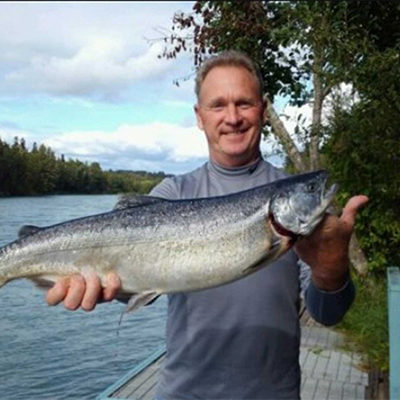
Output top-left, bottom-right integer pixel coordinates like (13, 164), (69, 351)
(306, 182), (317, 192)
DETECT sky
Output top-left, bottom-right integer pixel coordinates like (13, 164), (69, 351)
(0, 1), (311, 174)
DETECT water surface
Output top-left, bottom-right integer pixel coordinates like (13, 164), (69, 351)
(0, 195), (167, 399)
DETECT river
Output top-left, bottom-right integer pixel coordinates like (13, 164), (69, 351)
(0, 195), (167, 399)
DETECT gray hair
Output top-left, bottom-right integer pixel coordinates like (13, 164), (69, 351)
(195, 50), (264, 100)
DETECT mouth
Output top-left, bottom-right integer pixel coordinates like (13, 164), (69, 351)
(324, 183), (339, 203)
(222, 127), (249, 135)
(300, 182), (340, 236)
(269, 213), (298, 243)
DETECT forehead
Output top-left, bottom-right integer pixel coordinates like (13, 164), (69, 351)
(199, 66), (260, 101)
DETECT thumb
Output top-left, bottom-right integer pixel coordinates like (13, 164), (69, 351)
(340, 195), (369, 228)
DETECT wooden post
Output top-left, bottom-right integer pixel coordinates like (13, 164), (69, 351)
(388, 266), (400, 399)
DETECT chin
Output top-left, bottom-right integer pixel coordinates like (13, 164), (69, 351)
(220, 148), (256, 165)
(221, 143), (252, 157)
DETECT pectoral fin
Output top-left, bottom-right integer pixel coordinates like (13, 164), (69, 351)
(117, 291), (160, 330)
(31, 277), (56, 289)
(125, 291), (160, 313)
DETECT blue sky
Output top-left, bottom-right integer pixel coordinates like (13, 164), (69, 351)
(0, 1), (304, 174)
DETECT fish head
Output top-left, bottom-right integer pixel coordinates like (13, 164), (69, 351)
(270, 170), (338, 238)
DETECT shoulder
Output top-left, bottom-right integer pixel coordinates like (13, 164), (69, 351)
(259, 159), (290, 182)
(150, 163), (208, 200)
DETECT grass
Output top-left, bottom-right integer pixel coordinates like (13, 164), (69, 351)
(336, 273), (389, 371)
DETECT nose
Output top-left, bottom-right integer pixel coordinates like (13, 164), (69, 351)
(225, 103), (242, 126)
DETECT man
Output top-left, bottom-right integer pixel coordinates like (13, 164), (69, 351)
(47, 50), (368, 399)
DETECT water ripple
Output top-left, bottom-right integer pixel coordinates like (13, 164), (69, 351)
(0, 195), (167, 399)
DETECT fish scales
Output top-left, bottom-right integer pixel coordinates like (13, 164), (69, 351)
(0, 200), (276, 293)
(0, 170), (338, 312)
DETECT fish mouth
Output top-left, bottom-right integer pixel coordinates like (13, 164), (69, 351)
(299, 182), (339, 236)
(318, 182), (339, 217)
(323, 182), (339, 203)
(269, 213), (298, 243)
(270, 179), (339, 239)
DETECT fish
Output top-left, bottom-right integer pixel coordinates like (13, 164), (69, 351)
(0, 170), (338, 313)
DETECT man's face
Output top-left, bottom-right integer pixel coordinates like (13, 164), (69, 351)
(195, 65), (266, 168)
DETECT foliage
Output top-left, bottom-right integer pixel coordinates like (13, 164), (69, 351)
(0, 137), (167, 196)
(323, 99), (400, 273)
(338, 274), (389, 371)
(160, 0), (400, 173)
(322, 25), (400, 274)
(161, 0), (400, 274)
(162, 1), (293, 100)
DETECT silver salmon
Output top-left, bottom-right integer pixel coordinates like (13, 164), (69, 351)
(0, 170), (338, 312)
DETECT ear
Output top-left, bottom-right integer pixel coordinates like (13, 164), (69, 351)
(262, 95), (268, 126)
(194, 104), (205, 131)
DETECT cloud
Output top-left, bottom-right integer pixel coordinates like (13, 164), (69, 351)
(0, 126), (34, 143)
(43, 122), (208, 174)
(0, 2), (194, 100)
(4, 41), (175, 99)
(0, 119), (286, 174)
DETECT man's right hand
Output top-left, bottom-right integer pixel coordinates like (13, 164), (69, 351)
(46, 271), (121, 311)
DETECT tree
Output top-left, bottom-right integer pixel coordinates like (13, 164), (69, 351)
(27, 143), (57, 194)
(161, 1), (400, 171)
(322, 42), (400, 274)
(159, 0), (400, 274)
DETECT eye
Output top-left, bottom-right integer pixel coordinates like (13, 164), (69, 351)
(237, 100), (254, 109)
(306, 182), (317, 192)
(208, 100), (226, 111)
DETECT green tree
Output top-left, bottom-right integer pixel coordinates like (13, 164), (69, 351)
(160, 0), (400, 274)
(322, 47), (400, 274)
(0, 138), (166, 196)
(27, 144), (57, 194)
(9, 137), (29, 195)
(0, 139), (12, 195)
(161, 0), (400, 172)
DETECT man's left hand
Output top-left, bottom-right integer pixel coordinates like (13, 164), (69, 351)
(294, 195), (369, 291)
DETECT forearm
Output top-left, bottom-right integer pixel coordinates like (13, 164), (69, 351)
(305, 275), (355, 326)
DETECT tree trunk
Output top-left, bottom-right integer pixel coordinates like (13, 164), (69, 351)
(349, 232), (369, 276)
(265, 95), (307, 172)
(310, 70), (323, 170)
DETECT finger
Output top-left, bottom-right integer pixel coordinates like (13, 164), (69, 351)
(340, 195), (369, 227)
(63, 275), (86, 311)
(103, 272), (121, 301)
(46, 277), (70, 306)
(81, 272), (102, 311)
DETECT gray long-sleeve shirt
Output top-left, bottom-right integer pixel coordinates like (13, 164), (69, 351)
(150, 158), (355, 400)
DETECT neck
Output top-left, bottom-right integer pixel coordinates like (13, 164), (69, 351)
(211, 151), (261, 169)
(210, 155), (261, 173)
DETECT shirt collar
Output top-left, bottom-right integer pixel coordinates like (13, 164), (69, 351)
(208, 157), (262, 177)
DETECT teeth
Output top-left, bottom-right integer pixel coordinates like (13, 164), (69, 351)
(226, 131), (244, 135)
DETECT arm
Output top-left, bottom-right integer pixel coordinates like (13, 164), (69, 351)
(295, 195), (368, 325)
(46, 177), (179, 311)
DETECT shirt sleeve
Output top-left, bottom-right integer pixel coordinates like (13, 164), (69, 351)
(149, 177), (180, 200)
(301, 258), (355, 326)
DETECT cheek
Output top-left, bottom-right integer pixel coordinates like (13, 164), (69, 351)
(203, 118), (222, 138)
(203, 124), (220, 145)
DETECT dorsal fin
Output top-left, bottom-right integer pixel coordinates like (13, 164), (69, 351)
(113, 195), (166, 210)
(18, 225), (42, 238)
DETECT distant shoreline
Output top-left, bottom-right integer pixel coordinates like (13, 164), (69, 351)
(1, 136), (172, 197)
